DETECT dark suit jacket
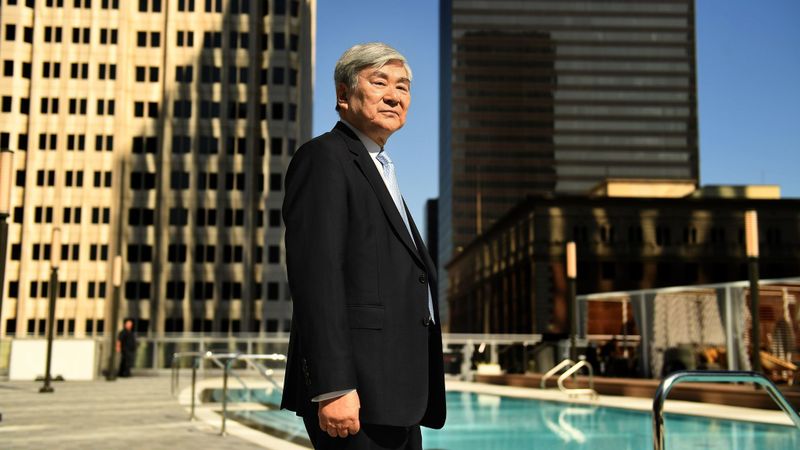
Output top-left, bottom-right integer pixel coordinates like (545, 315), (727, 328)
(280, 122), (446, 429)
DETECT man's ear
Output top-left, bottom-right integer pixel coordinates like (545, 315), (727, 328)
(336, 82), (349, 111)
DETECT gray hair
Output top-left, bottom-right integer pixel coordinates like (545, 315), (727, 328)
(334, 42), (413, 93)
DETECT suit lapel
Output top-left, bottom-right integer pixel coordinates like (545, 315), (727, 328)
(333, 122), (424, 268)
(405, 202), (437, 285)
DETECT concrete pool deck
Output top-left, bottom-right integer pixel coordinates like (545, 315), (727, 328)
(0, 376), (271, 450)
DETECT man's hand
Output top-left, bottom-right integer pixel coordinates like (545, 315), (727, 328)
(318, 390), (360, 438)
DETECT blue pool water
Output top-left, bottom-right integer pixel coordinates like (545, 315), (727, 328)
(210, 389), (799, 449)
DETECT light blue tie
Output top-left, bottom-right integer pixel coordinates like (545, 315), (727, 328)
(376, 150), (436, 324)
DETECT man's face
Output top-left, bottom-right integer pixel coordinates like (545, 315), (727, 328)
(337, 60), (411, 145)
(124, 320), (133, 331)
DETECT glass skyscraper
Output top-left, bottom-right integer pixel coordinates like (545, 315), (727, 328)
(439, 0), (699, 324)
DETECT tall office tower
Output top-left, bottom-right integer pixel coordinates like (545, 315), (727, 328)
(439, 0), (699, 321)
(0, 0), (315, 338)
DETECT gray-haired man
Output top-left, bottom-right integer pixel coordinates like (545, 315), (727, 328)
(280, 42), (446, 449)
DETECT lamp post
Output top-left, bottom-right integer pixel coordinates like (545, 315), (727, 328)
(566, 241), (578, 361)
(40, 227), (61, 393)
(0, 149), (13, 332)
(745, 210), (761, 373)
(106, 255), (122, 381)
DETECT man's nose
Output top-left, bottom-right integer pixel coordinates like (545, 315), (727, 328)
(383, 89), (399, 105)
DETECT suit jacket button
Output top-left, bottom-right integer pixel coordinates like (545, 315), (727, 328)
(422, 317), (432, 327)
(419, 274), (427, 284)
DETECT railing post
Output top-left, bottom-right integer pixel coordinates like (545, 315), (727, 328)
(220, 359), (230, 436)
(190, 357), (197, 421)
(170, 356), (177, 396)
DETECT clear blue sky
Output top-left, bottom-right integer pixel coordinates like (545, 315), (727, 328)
(313, 0), (800, 223)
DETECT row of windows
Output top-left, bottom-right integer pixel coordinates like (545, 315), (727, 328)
(0, 97), (114, 115)
(130, 171), (282, 192)
(3, 0), (297, 13)
(3, 318), (105, 338)
(4, 280), (106, 301)
(177, 0), (301, 16)
(125, 243), (281, 264)
(7, 26), (116, 45)
(200, 30), (299, 51)
(3, 61), (116, 80)
(572, 224), (785, 247)
(14, 169), (111, 188)
(4, 317), (293, 337)
(127, 278), (287, 301)
(127, 207), (282, 228)
(6, 0), (114, 8)
(0, 132), (112, 152)
(9, 243), (109, 262)
(9, 206), (109, 225)
(175, 64), (299, 87)
(172, 100), (297, 121)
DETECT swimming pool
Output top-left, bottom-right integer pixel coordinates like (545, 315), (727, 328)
(209, 389), (799, 449)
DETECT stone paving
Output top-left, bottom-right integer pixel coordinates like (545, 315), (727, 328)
(0, 375), (273, 450)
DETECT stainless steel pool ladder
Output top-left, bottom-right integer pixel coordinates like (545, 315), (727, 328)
(540, 359), (575, 389)
(219, 353), (287, 436)
(652, 370), (800, 450)
(541, 358), (598, 398)
(557, 360), (598, 399)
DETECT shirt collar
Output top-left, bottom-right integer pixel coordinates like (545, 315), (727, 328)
(341, 119), (382, 155)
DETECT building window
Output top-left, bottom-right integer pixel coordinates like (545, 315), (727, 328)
(200, 65), (221, 83)
(202, 31), (222, 48)
(223, 208), (244, 226)
(655, 226), (671, 247)
(127, 244), (153, 263)
(268, 209), (281, 227)
(128, 208), (155, 226)
(176, 30), (194, 47)
(268, 245), (280, 264)
(138, 0), (161, 12)
(167, 244), (187, 263)
(166, 281), (186, 301)
(170, 171), (190, 190)
(175, 65), (193, 83)
(130, 171), (157, 190)
(177, 0), (194, 11)
(169, 207), (189, 226)
(269, 173), (282, 191)
(132, 136), (158, 154)
(125, 281), (151, 300)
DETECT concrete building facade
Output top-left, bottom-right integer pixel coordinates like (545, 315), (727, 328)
(0, 0), (315, 337)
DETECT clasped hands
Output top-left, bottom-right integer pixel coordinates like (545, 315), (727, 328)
(318, 390), (361, 438)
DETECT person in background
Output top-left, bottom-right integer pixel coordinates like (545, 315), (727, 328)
(116, 318), (137, 377)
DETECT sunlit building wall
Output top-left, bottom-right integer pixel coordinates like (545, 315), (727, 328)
(0, 0), (315, 337)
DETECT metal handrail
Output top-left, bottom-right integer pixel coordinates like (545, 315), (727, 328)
(653, 370), (800, 450)
(219, 353), (287, 436)
(557, 360), (597, 399)
(541, 359), (575, 389)
(171, 351), (203, 396)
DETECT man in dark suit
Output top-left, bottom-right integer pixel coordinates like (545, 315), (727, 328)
(281, 42), (446, 449)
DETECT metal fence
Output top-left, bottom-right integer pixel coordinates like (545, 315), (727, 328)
(577, 277), (800, 379)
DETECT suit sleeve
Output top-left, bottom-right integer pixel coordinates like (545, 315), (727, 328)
(283, 142), (357, 399)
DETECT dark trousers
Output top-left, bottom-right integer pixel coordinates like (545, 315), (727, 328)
(118, 351), (135, 377)
(302, 415), (422, 450)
